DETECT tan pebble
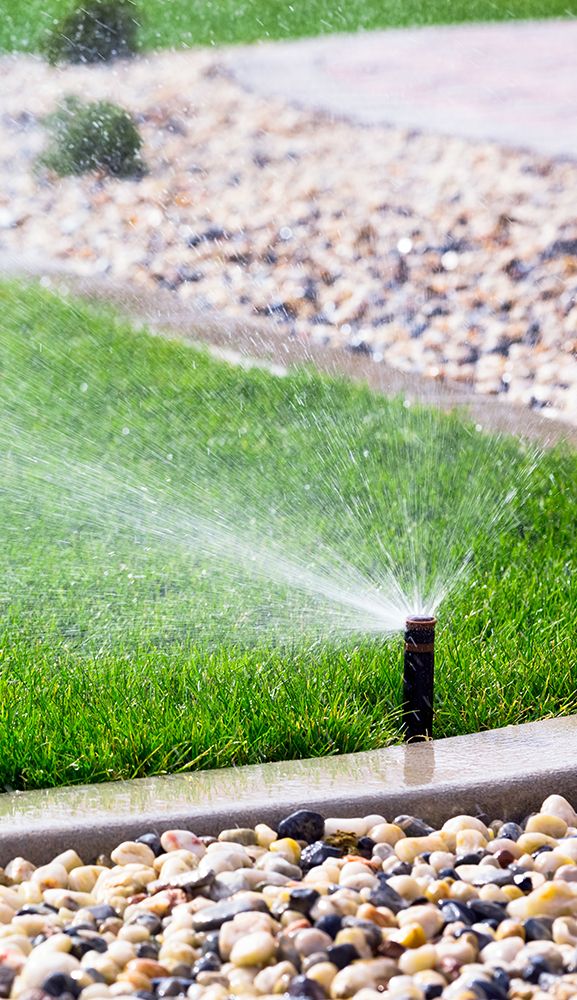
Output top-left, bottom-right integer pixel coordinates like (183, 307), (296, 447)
(330, 958), (397, 998)
(107, 940), (136, 968)
(160, 830), (206, 856)
(552, 916), (577, 945)
(31, 862), (69, 890)
(69, 866), (105, 893)
(397, 904), (444, 939)
(20, 951), (80, 987)
(436, 939), (476, 965)
(159, 942), (198, 969)
(395, 835), (446, 864)
(81, 986), (112, 999)
(52, 849), (84, 872)
(230, 931), (276, 967)
(556, 865), (577, 882)
(495, 919), (525, 940)
(357, 904), (394, 927)
(386, 875), (422, 900)
(117, 924), (150, 943)
(324, 817), (371, 838)
(541, 796), (577, 827)
(334, 927), (374, 958)
(219, 912), (273, 960)
(218, 829), (257, 846)
(307, 962), (339, 991)
(116, 969), (153, 991)
(11, 914), (50, 937)
(255, 824), (277, 849)
(480, 937), (525, 964)
(369, 824), (406, 846)
(398, 943), (437, 974)
(525, 814), (568, 839)
(508, 881), (577, 920)
(517, 833), (558, 854)
(389, 921), (427, 949)
(126, 959), (170, 979)
(295, 928), (333, 956)
(442, 816), (490, 839)
(428, 852), (455, 873)
(253, 959), (297, 994)
(4, 858), (35, 884)
(80, 954), (122, 983)
(425, 880), (452, 903)
(269, 838), (301, 865)
(110, 842), (156, 868)
(228, 966), (259, 993)
(29, 933), (72, 957)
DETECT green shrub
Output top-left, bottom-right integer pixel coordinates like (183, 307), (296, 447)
(41, 96), (145, 178)
(44, 0), (139, 64)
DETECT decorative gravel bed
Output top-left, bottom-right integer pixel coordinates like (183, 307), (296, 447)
(0, 51), (576, 423)
(3, 797), (577, 1000)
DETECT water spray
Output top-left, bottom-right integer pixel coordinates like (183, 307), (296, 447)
(403, 615), (437, 742)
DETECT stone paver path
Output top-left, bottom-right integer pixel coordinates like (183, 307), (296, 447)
(228, 19), (577, 159)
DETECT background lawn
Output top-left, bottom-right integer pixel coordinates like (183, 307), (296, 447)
(1, 0), (575, 53)
(0, 280), (576, 791)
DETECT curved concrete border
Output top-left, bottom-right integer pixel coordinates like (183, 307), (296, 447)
(1, 716), (576, 864)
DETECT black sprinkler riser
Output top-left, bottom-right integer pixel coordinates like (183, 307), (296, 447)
(403, 615), (437, 742)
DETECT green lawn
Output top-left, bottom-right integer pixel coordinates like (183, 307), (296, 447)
(0, 280), (576, 791)
(1, 0), (574, 53)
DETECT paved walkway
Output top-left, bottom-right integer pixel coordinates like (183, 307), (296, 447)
(228, 19), (577, 159)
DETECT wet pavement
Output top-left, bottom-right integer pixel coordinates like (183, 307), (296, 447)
(228, 19), (577, 159)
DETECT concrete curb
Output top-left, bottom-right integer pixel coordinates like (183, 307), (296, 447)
(1, 716), (576, 864)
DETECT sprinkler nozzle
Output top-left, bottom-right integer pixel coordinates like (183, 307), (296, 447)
(403, 615), (437, 742)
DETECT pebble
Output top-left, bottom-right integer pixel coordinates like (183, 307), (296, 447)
(5, 800), (577, 998)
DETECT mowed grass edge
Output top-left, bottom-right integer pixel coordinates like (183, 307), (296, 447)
(1, 0), (575, 54)
(0, 279), (576, 792)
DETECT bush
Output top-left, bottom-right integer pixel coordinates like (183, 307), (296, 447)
(44, 0), (139, 65)
(41, 97), (145, 178)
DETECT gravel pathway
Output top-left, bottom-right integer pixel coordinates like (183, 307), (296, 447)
(3, 798), (577, 1000)
(0, 41), (576, 424)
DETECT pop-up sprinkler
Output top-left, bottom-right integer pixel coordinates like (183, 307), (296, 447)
(403, 615), (437, 742)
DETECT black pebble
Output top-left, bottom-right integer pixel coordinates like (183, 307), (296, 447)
(438, 867), (460, 880)
(524, 917), (554, 942)
(87, 904), (118, 922)
(16, 904), (59, 916)
(393, 815), (435, 837)
(423, 986), (443, 999)
(368, 879), (407, 914)
(300, 841), (342, 870)
(135, 993), (156, 1000)
(136, 942), (160, 959)
(356, 836), (375, 857)
(326, 943), (359, 969)
(470, 978), (509, 1000)
(498, 822), (523, 841)
(466, 900), (506, 924)
(152, 978), (195, 998)
(455, 852), (485, 866)
(439, 900), (474, 925)
(201, 931), (221, 957)
(289, 888), (320, 915)
(385, 862), (413, 877)
(287, 975), (327, 1000)
(513, 872), (534, 892)
(278, 810), (325, 844)
(533, 845), (554, 856)
(136, 831), (163, 856)
(314, 915), (342, 938)
(192, 954), (221, 976)
(0, 968), (15, 1000)
(69, 936), (107, 959)
(42, 973), (82, 998)
(522, 957), (553, 984)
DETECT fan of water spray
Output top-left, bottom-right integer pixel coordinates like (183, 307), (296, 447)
(0, 289), (539, 654)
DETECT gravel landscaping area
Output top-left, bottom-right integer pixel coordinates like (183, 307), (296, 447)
(4, 797), (577, 999)
(0, 51), (576, 424)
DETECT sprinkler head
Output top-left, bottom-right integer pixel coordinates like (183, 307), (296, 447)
(403, 615), (437, 742)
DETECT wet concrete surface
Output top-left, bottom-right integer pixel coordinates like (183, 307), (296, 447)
(1, 716), (576, 864)
(227, 20), (577, 159)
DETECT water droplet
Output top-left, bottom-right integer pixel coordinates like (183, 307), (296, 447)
(441, 250), (459, 271)
(397, 237), (413, 255)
